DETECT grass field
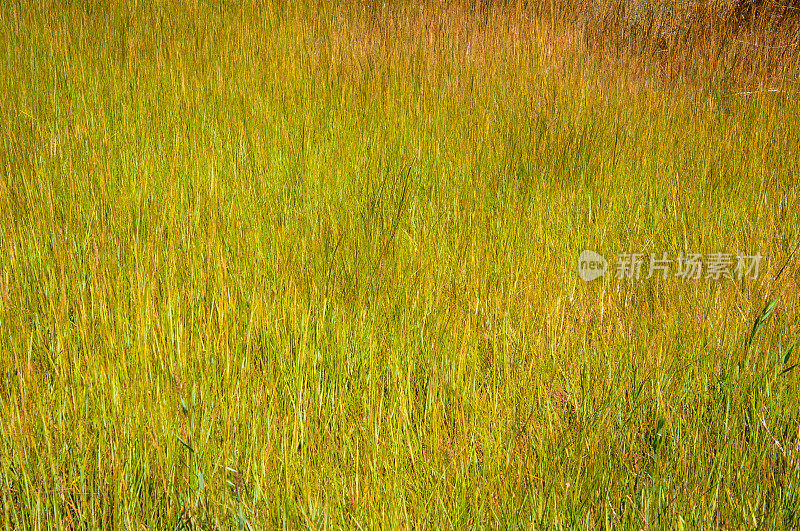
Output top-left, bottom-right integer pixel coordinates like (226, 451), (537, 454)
(2, 0), (800, 527)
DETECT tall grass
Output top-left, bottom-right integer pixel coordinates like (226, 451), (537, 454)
(1, 0), (799, 527)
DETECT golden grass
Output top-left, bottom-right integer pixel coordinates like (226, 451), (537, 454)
(1, 0), (799, 527)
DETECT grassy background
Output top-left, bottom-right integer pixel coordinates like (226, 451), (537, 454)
(1, 0), (800, 527)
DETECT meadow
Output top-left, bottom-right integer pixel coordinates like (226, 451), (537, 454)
(1, 0), (800, 527)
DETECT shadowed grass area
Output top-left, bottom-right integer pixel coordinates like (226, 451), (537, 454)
(1, 0), (800, 527)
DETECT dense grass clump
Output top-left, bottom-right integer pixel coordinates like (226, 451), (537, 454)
(1, 0), (800, 527)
